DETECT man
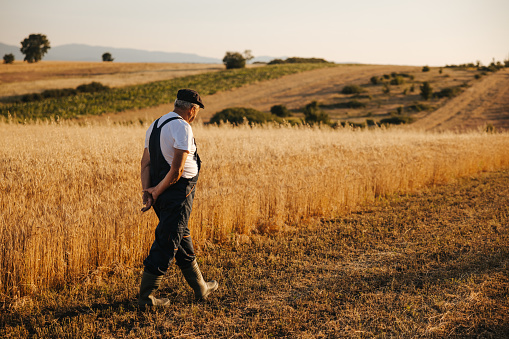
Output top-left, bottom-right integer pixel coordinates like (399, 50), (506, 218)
(139, 88), (218, 306)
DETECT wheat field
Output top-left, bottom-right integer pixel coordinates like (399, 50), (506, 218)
(1, 121), (508, 298)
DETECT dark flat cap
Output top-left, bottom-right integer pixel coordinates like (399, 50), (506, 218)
(177, 88), (205, 108)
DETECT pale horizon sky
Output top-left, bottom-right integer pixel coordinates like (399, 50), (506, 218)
(1, 0), (508, 66)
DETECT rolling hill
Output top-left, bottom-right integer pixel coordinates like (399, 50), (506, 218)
(0, 42), (221, 63)
(1, 42), (278, 64)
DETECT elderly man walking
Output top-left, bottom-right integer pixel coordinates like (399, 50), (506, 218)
(138, 89), (218, 306)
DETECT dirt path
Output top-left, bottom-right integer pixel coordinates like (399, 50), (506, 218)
(95, 64), (418, 123)
(410, 69), (509, 131)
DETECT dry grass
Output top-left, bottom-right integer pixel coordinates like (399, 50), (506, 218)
(411, 69), (509, 131)
(1, 121), (509, 301)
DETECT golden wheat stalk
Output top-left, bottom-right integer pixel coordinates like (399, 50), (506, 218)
(1, 121), (508, 296)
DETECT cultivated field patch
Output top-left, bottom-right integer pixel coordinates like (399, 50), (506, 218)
(0, 61), (224, 97)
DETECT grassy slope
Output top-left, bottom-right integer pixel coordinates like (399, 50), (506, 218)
(2, 170), (507, 338)
(0, 63), (334, 121)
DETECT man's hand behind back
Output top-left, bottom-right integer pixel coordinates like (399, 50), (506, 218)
(141, 191), (154, 212)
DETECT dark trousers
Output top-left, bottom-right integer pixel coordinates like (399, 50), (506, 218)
(143, 174), (198, 276)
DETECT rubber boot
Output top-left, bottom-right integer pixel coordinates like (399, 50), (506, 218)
(138, 271), (170, 306)
(180, 260), (218, 301)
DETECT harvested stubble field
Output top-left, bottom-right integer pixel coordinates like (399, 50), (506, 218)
(1, 121), (509, 338)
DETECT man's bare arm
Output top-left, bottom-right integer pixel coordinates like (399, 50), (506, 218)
(140, 148), (153, 212)
(144, 148), (188, 202)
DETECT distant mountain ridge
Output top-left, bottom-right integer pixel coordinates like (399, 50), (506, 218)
(0, 42), (277, 64)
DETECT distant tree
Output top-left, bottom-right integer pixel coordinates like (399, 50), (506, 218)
(20, 34), (51, 63)
(102, 52), (114, 62)
(422, 65), (430, 72)
(420, 82), (433, 100)
(243, 49), (254, 63)
(222, 50), (253, 69)
(270, 104), (291, 117)
(223, 52), (245, 69)
(3, 53), (15, 64)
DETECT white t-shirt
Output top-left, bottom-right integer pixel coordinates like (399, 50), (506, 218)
(144, 112), (198, 178)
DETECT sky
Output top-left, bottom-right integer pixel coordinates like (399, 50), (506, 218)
(1, 0), (508, 66)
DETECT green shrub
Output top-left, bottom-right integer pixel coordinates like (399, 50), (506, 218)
(485, 123), (496, 133)
(366, 119), (377, 126)
(422, 66), (430, 72)
(209, 107), (278, 125)
(447, 63), (476, 69)
(323, 100), (366, 109)
(383, 74), (391, 79)
(14, 82), (109, 104)
(303, 101), (330, 125)
(392, 72), (414, 80)
(3, 53), (14, 64)
(340, 121), (366, 128)
(76, 82), (110, 93)
(380, 114), (415, 125)
(420, 82), (433, 100)
(390, 76), (405, 85)
(383, 84), (391, 94)
(370, 76), (381, 85)
(268, 57), (329, 65)
(478, 61), (504, 73)
(267, 58), (285, 65)
(346, 100), (366, 108)
(434, 86), (462, 99)
(270, 104), (291, 117)
(21, 93), (43, 102)
(341, 85), (365, 94)
(41, 88), (77, 98)
(407, 103), (432, 112)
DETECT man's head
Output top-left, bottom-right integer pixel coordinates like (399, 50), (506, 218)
(177, 89), (204, 109)
(174, 89), (204, 123)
